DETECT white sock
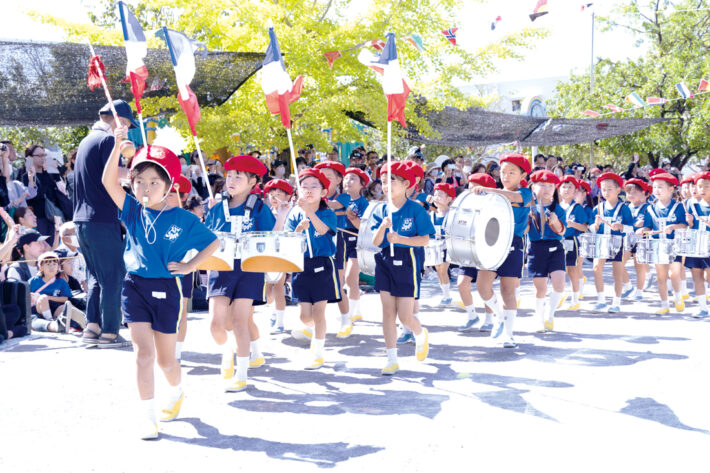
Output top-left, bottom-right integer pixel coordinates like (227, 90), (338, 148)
(572, 291), (580, 304)
(236, 356), (249, 382)
(414, 328), (427, 346)
(623, 281), (632, 292)
(249, 340), (262, 360)
(440, 283), (450, 299)
(141, 398), (156, 424)
(340, 312), (351, 325)
(549, 291), (564, 320)
(167, 382), (183, 404)
(535, 297), (546, 324)
(674, 291), (682, 304)
(175, 341), (183, 360)
(465, 304), (477, 320)
(227, 333), (237, 352)
(386, 347), (398, 365)
(633, 287), (642, 297)
(350, 299), (361, 316)
(503, 309), (516, 338)
(597, 292), (606, 304)
(483, 310), (493, 325)
(275, 310), (285, 326)
(612, 296), (621, 308)
(682, 280), (689, 295)
(311, 337), (325, 358)
(482, 296), (503, 322)
(515, 286), (521, 302)
(42, 309), (52, 320)
(220, 345), (234, 369)
(660, 299), (669, 309)
(699, 295), (707, 309)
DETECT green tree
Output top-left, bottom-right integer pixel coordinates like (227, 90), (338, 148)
(33, 0), (545, 157)
(546, 0), (710, 170)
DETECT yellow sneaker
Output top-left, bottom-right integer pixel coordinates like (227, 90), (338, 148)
(517, 299), (521, 308)
(415, 328), (429, 362)
(159, 391), (184, 422)
(350, 314), (363, 322)
(291, 327), (313, 342)
(305, 358), (324, 370)
(675, 301), (685, 312)
(381, 363), (400, 376)
(656, 307), (670, 315)
(249, 356), (265, 368)
(456, 300), (465, 309)
(556, 294), (568, 309)
(225, 380), (247, 392)
(140, 421), (158, 440)
(682, 293), (691, 302)
(336, 323), (353, 339)
(566, 303), (581, 310)
(578, 293), (584, 300)
(544, 320), (554, 332)
(221, 350), (235, 379)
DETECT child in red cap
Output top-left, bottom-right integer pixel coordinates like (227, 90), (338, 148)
(429, 183), (456, 305)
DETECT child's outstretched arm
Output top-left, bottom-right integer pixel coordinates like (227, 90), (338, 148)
(101, 125), (128, 210)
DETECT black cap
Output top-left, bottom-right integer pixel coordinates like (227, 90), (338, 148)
(13, 231), (49, 260)
(99, 100), (139, 129)
(350, 150), (363, 159)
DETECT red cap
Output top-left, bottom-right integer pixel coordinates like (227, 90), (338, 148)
(648, 168), (665, 178)
(404, 160), (425, 179)
(499, 153), (531, 175)
(558, 175), (579, 189)
(315, 161), (346, 176)
(264, 178), (293, 196)
(224, 155), (268, 177)
(650, 172), (679, 186)
(173, 175), (191, 194)
(596, 172), (623, 188)
(380, 161), (415, 188)
(530, 170), (561, 185)
(624, 178), (650, 193)
(131, 145), (181, 183)
(694, 171), (710, 183)
(345, 167), (370, 186)
(434, 183), (456, 199)
(578, 180), (591, 194)
(468, 172), (496, 189)
(299, 168), (331, 191)
(681, 175), (695, 186)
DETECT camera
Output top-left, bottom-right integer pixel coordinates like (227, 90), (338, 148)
(0, 144), (6, 152)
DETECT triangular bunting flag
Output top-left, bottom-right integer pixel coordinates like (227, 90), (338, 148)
(698, 79), (708, 91)
(646, 96), (668, 105)
(441, 28), (458, 46)
(324, 51), (342, 68)
(530, 0), (549, 21)
(605, 104), (623, 113)
(625, 92), (645, 108)
(491, 16), (502, 30)
(583, 109), (601, 117)
(405, 34), (425, 52)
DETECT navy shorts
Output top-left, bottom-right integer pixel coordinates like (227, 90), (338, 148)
(494, 235), (525, 279)
(122, 273), (182, 334)
(335, 232), (346, 270)
(460, 266), (478, 282)
(375, 246), (421, 299)
(344, 231), (358, 259)
(208, 260), (266, 305)
(564, 236), (579, 267)
(291, 256), (342, 304)
(32, 300), (64, 317)
(685, 257), (710, 269)
(528, 240), (566, 278)
(180, 272), (195, 299)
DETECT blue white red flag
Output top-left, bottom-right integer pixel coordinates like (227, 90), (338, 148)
(260, 27), (304, 129)
(646, 96), (667, 105)
(118, 1), (148, 113)
(441, 28), (458, 46)
(491, 16), (502, 30)
(676, 82), (692, 99)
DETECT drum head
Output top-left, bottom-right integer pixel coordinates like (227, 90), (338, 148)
(242, 256), (302, 273)
(197, 255), (234, 271)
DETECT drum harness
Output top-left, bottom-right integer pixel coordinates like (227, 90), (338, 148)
(222, 193), (263, 238)
(561, 201), (581, 252)
(646, 201), (680, 240)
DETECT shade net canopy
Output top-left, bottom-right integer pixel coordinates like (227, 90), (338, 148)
(407, 107), (668, 147)
(0, 40), (264, 127)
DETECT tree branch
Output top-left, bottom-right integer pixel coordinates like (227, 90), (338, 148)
(317, 0), (333, 22)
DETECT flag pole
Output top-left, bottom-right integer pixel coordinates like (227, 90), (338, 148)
(386, 120), (394, 257)
(190, 134), (213, 201)
(137, 112), (148, 147)
(286, 127), (314, 258)
(87, 42), (120, 126)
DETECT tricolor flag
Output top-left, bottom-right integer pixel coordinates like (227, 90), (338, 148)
(441, 28), (458, 46)
(324, 51), (341, 68)
(358, 33), (410, 127)
(583, 109), (601, 117)
(157, 28), (207, 136)
(491, 16), (502, 30)
(118, 1), (148, 113)
(530, 0), (549, 21)
(676, 82), (692, 99)
(370, 39), (386, 51)
(698, 79), (708, 91)
(605, 104), (623, 113)
(405, 34), (425, 52)
(87, 55), (106, 91)
(625, 92), (645, 108)
(260, 27), (304, 129)
(581, 3), (593, 11)
(646, 96), (668, 105)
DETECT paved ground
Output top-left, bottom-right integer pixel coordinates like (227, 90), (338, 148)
(2, 262), (709, 472)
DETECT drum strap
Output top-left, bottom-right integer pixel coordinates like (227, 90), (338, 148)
(647, 202), (680, 238)
(600, 200), (624, 235)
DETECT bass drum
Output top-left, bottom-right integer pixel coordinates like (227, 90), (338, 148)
(356, 201), (384, 276)
(444, 191), (514, 271)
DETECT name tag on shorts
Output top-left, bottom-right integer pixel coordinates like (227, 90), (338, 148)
(549, 246), (557, 253)
(152, 291), (167, 299)
(348, 237), (357, 242)
(393, 260), (403, 266)
(314, 267), (325, 273)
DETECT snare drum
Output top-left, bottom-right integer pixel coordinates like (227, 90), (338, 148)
(673, 229), (710, 257)
(624, 233), (641, 252)
(636, 238), (676, 264)
(444, 191), (514, 270)
(190, 232), (238, 271)
(577, 233), (623, 259)
(424, 239), (446, 267)
(240, 232), (306, 273)
(356, 201), (385, 276)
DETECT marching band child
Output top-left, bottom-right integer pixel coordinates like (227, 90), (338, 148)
(102, 133), (218, 440)
(431, 183), (456, 305)
(471, 153), (532, 348)
(622, 178), (650, 301)
(528, 171), (567, 331)
(685, 171), (710, 317)
(264, 178), (294, 333)
(286, 168), (341, 369)
(457, 173), (496, 331)
(340, 167), (371, 331)
(204, 155), (275, 393)
(557, 176), (588, 310)
(371, 162), (433, 374)
(638, 172), (687, 314)
(591, 173), (634, 313)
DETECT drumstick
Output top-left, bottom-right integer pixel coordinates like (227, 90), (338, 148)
(337, 227), (359, 237)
